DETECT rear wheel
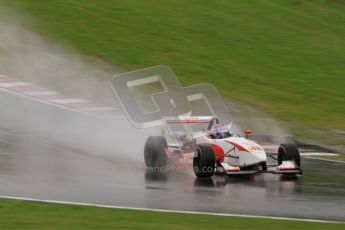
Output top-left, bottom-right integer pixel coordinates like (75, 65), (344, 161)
(193, 145), (216, 178)
(278, 143), (301, 167)
(144, 136), (168, 170)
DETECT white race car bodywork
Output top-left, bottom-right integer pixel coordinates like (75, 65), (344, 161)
(194, 131), (267, 167)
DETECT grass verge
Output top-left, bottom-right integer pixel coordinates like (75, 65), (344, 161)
(0, 198), (343, 230)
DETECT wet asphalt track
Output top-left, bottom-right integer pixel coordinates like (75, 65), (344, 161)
(0, 130), (344, 221)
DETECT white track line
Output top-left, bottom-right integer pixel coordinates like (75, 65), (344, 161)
(0, 195), (343, 224)
(49, 98), (89, 104)
(81, 107), (118, 111)
(303, 156), (345, 164)
(300, 152), (339, 156)
(23, 91), (59, 96)
(0, 82), (33, 88)
(0, 75), (8, 78)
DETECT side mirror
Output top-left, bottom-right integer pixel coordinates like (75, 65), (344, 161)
(244, 129), (252, 139)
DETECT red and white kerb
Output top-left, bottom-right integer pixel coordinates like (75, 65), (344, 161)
(0, 75), (122, 119)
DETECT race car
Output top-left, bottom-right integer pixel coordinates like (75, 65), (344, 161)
(144, 116), (302, 178)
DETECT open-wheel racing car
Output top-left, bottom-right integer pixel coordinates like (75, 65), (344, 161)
(144, 116), (302, 178)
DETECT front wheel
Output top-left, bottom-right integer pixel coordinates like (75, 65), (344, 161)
(278, 143), (301, 167)
(193, 145), (216, 178)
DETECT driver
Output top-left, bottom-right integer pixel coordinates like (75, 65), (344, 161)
(207, 124), (230, 139)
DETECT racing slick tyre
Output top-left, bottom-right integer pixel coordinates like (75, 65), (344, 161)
(278, 143), (301, 167)
(193, 145), (216, 178)
(144, 136), (168, 170)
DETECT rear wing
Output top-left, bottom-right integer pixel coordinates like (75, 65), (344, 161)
(164, 116), (233, 133)
(164, 116), (214, 124)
